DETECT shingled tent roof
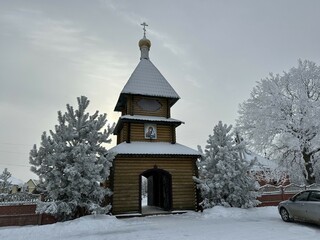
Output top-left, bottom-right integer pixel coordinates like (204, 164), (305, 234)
(114, 37), (180, 111)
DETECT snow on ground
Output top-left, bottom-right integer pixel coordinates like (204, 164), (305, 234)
(0, 206), (319, 240)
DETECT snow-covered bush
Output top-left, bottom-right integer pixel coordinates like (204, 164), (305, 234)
(29, 96), (115, 221)
(194, 121), (260, 209)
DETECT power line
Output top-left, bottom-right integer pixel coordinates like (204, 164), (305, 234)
(0, 162), (30, 168)
(0, 142), (32, 147)
(0, 150), (28, 155)
(0, 142), (32, 155)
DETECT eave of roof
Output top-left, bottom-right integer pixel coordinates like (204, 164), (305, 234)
(121, 114), (184, 123)
(109, 141), (200, 156)
(113, 115), (184, 134)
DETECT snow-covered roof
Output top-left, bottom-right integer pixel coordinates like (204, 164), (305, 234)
(244, 152), (278, 171)
(10, 176), (24, 186)
(120, 115), (184, 124)
(115, 59), (180, 111)
(109, 142), (200, 156)
(0, 176), (24, 186)
(121, 59), (180, 99)
(113, 115), (184, 134)
(0, 169), (25, 186)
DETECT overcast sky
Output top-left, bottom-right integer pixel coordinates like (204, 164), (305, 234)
(1, 0), (320, 181)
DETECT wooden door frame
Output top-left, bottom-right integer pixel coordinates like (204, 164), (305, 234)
(139, 168), (173, 213)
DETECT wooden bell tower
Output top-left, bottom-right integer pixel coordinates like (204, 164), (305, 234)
(109, 23), (200, 215)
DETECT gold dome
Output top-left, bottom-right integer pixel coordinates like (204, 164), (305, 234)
(139, 37), (151, 49)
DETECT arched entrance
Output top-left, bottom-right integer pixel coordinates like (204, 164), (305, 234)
(140, 168), (172, 213)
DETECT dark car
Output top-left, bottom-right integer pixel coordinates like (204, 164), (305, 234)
(278, 189), (320, 225)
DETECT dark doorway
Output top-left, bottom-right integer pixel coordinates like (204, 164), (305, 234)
(140, 168), (172, 212)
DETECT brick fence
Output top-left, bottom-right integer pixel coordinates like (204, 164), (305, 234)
(257, 193), (295, 207)
(0, 204), (56, 227)
(257, 183), (320, 207)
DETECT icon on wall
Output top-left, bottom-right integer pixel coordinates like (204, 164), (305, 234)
(144, 124), (157, 139)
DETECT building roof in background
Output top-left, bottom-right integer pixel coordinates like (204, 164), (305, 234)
(0, 169), (25, 186)
(244, 151), (278, 171)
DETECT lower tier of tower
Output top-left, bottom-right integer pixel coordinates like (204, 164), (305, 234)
(108, 155), (200, 215)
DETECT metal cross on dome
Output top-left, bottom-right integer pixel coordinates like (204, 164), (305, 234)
(141, 22), (148, 38)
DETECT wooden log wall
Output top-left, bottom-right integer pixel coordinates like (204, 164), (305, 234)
(124, 96), (169, 117)
(130, 123), (173, 142)
(111, 156), (198, 215)
(117, 123), (128, 144)
(135, 96), (168, 117)
(118, 123), (175, 143)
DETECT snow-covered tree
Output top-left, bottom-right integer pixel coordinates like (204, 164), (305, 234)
(0, 168), (12, 194)
(237, 60), (320, 184)
(29, 96), (115, 221)
(194, 121), (260, 209)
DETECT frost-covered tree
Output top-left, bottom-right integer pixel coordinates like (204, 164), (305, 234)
(0, 168), (12, 194)
(237, 60), (320, 184)
(29, 96), (115, 221)
(194, 121), (260, 209)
